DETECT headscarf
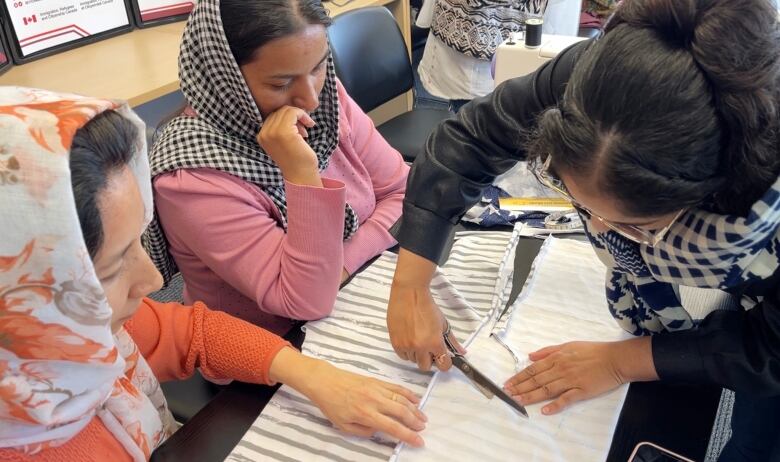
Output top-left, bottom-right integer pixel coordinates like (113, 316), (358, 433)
(583, 176), (780, 335)
(0, 87), (175, 460)
(145, 0), (359, 284)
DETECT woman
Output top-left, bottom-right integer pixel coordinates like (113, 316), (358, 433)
(386, 0), (780, 459)
(0, 88), (425, 461)
(146, 0), (408, 335)
(416, 0), (547, 111)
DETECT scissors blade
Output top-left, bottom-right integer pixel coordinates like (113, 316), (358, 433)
(451, 355), (529, 419)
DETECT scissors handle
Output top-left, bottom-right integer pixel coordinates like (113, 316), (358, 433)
(442, 320), (459, 355)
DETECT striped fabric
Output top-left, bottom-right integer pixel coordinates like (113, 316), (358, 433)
(394, 238), (632, 462)
(227, 231), (517, 462)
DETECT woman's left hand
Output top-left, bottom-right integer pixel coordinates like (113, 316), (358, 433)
(503, 338), (657, 415)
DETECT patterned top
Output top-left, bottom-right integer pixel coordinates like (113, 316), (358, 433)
(430, 0), (548, 60)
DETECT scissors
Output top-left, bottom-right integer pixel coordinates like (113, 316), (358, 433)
(443, 323), (529, 418)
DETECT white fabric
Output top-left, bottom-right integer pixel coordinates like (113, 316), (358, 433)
(394, 238), (631, 462)
(541, 0), (581, 36)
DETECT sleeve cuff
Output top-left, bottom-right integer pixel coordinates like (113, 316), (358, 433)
(651, 331), (707, 384)
(390, 201), (456, 266)
(259, 342), (294, 386)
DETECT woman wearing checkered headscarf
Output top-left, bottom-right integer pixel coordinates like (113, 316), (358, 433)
(146, 0), (409, 335)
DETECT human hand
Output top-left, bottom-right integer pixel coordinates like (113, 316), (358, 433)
(257, 106), (319, 185)
(305, 361), (427, 447)
(387, 281), (465, 372)
(503, 338), (656, 415)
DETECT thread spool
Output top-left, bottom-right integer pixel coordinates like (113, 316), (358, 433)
(524, 18), (543, 49)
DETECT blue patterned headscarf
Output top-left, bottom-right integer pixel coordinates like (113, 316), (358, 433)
(584, 175), (780, 335)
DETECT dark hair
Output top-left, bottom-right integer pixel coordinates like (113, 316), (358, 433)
(70, 109), (138, 258)
(220, 0), (332, 66)
(528, 0), (780, 217)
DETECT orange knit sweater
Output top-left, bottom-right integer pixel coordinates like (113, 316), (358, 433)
(0, 298), (290, 461)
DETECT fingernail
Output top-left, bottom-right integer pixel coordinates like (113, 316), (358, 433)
(542, 406), (550, 415)
(416, 436), (425, 448)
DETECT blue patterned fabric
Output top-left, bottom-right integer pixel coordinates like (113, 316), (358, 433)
(462, 185), (548, 227)
(584, 176), (780, 335)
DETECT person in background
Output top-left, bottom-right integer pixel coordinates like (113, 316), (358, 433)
(386, 0), (780, 460)
(415, 0), (549, 112)
(0, 88), (425, 461)
(581, 0), (618, 24)
(146, 0), (408, 335)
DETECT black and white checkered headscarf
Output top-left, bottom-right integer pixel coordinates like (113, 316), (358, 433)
(144, 0), (358, 284)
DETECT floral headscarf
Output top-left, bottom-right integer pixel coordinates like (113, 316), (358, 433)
(0, 87), (175, 460)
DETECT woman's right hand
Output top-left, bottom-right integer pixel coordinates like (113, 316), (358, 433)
(270, 347), (427, 447)
(257, 106), (320, 186)
(386, 249), (466, 372)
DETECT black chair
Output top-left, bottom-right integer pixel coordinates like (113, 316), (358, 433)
(328, 6), (451, 163)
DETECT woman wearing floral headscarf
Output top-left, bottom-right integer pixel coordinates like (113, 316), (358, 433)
(0, 87), (425, 461)
(146, 0), (409, 335)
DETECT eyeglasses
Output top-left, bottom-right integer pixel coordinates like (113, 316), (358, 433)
(531, 156), (685, 247)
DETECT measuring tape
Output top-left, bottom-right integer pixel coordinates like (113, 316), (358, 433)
(543, 209), (583, 230)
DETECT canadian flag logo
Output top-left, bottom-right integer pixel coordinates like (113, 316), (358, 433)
(23, 15), (37, 26)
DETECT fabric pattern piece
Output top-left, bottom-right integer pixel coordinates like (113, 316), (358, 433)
(144, 0), (359, 285)
(227, 231), (516, 461)
(430, 0), (548, 60)
(395, 237), (630, 462)
(0, 87), (174, 461)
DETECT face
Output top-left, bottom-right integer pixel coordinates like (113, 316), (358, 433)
(91, 167), (163, 333)
(558, 170), (682, 235)
(240, 24), (329, 118)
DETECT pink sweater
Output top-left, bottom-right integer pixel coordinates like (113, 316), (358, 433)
(154, 83), (409, 335)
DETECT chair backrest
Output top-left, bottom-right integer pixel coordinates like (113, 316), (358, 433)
(328, 7), (415, 113)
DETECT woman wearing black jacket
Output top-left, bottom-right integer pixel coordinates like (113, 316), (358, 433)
(386, 0), (780, 459)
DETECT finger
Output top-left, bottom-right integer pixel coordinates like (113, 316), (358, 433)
(503, 358), (556, 388)
(384, 383), (422, 406)
(433, 351), (453, 371)
(445, 331), (467, 355)
(296, 111), (315, 128)
(542, 388), (585, 415)
(504, 369), (560, 396)
(369, 413), (424, 448)
(512, 378), (569, 406)
(389, 340), (409, 362)
(341, 422), (375, 438)
(379, 396), (426, 431)
(528, 344), (564, 361)
(295, 122), (309, 138)
(416, 346), (434, 372)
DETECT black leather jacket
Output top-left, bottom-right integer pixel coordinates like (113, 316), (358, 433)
(393, 40), (780, 396)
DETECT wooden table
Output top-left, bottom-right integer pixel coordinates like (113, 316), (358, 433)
(0, 0), (413, 122)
